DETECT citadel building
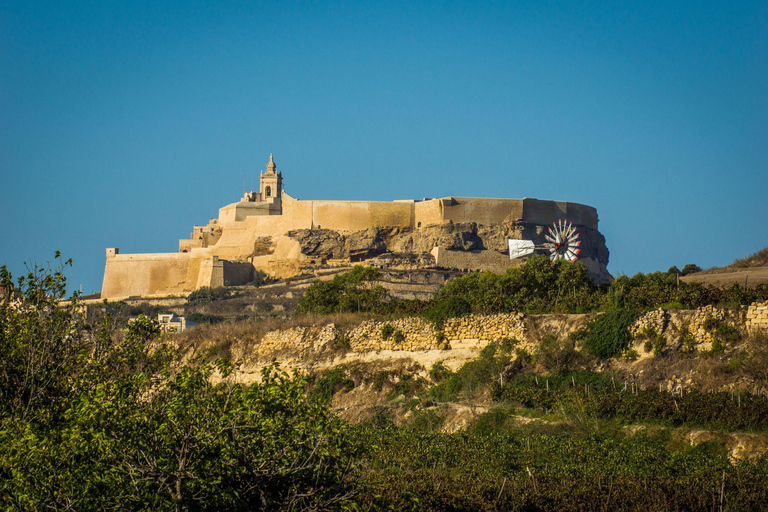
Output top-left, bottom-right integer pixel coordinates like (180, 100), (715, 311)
(101, 155), (610, 299)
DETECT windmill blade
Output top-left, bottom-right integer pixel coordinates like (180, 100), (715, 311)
(508, 239), (536, 259)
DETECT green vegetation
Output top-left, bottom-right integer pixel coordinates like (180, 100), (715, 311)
(429, 342), (512, 402)
(296, 265), (386, 314)
(186, 286), (230, 305)
(0, 258), (355, 511)
(295, 257), (768, 332)
(581, 308), (638, 358)
(5, 256), (768, 511)
(493, 370), (768, 431)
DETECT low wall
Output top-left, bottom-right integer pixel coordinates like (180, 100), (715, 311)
(254, 312), (528, 355)
(746, 301), (768, 332)
(442, 313), (526, 343)
(251, 303), (766, 359)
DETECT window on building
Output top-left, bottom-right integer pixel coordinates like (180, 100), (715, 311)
(265, 186), (271, 197)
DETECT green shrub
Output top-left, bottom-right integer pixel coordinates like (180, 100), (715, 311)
(296, 266), (387, 314)
(186, 286), (229, 305)
(381, 323), (394, 340)
(429, 361), (452, 382)
(681, 263), (702, 276)
(679, 326), (697, 353)
(423, 296), (472, 328)
(652, 333), (666, 355)
(310, 367), (354, 402)
(429, 342), (511, 402)
(392, 330), (405, 343)
(331, 334), (351, 351)
(185, 312), (225, 325)
(535, 334), (581, 373)
(623, 347), (639, 360)
(582, 309), (639, 358)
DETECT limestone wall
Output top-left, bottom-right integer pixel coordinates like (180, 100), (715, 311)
(439, 197), (525, 226)
(348, 317), (438, 351)
(252, 312), (527, 356)
(312, 200), (414, 231)
(243, 304), (764, 362)
(629, 305), (741, 348)
(442, 313), (526, 342)
(101, 249), (223, 299)
(522, 198), (598, 229)
(431, 247), (520, 273)
(746, 301), (768, 332)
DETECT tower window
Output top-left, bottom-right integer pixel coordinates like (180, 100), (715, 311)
(265, 186), (271, 197)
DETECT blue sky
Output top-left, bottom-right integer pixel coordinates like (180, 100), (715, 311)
(2, 0), (766, 294)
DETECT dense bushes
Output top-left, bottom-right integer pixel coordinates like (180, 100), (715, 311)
(1, 260), (356, 511)
(433, 255), (602, 314)
(350, 425), (768, 512)
(187, 286), (230, 305)
(493, 370), (768, 431)
(294, 258), (768, 327)
(581, 308), (638, 358)
(296, 265), (387, 314)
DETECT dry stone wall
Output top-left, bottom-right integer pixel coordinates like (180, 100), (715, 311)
(252, 302), (766, 359)
(629, 304), (749, 349)
(746, 301), (768, 332)
(257, 323), (338, 356)
(348, 317), (437, 351)
(442, 313), (525, 343)
(256, 312), (528, 355)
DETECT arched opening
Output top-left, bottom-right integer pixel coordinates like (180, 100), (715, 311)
(265, 186), (272, 197)
(417, 222), (422, 228)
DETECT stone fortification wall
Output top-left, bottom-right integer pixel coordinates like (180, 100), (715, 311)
(102, 185), (609, 298)
(101, 250), (223, 299)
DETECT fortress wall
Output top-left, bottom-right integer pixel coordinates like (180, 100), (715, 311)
(521, 199), (598, 229)
(414, 199), (445, 226)
(441, 198), (525, 225)
(102, 251), (214, 298)
(210, 201), (315, 260)
(311, 200), (414, 231)
(219, 201), (272, 223)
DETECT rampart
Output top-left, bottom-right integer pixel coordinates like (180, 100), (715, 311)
(102, 155), (610, 299)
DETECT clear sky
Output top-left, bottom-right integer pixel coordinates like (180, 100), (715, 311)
(2, 0), (766, 295)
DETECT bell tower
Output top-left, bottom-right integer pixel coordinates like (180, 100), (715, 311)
(260, 153), (282, 200)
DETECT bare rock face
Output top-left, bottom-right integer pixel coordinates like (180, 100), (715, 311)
(389, 223), (483, 253)
(286, 220), (611, 282)
(286, 229), (345, 259)
(345, 228), (388, 259)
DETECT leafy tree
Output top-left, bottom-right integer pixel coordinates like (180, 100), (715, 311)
(0, 258), (357, 511)
(681, 263), (703, 276)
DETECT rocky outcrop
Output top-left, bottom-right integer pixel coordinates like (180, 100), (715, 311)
(287, 220), (611, 282)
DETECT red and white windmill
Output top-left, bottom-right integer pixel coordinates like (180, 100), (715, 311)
(508, 219), (581, 262)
